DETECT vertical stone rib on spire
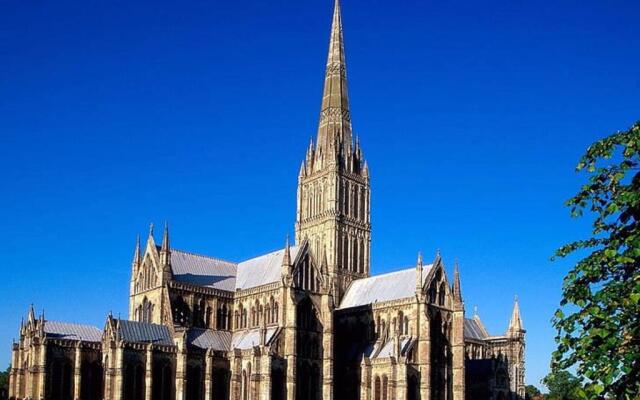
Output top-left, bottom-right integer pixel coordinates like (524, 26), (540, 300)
(317, 0), (352, 154)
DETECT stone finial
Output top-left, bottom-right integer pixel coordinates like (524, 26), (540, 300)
(28, 304), (35, 324)
(161, 221), (170, 253)
(132, 235), (142, 268)
(508, 295), (524, 333)
(452, 260), (463, 302)
(416, 251), (423, 291)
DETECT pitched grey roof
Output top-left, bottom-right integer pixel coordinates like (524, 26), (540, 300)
(231, 328), (279, 350)
(44, 321), (102, 342)
(117, 319), (174, 346)
(235, 247), (300, 291)
(171, 249), (237, 291)
(375, 337), (413, 359)
(338, 265), (433, 309)
(171, 246), (300, 292)
(464, 317), (489, 341)
(187, 328), (231, 351)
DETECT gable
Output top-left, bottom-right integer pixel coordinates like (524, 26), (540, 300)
(338, 264), (433, 309)
(171, 249), (237, 291)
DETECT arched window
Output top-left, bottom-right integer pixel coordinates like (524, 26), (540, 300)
(374, 376), (381, 400)
(242, 370), (248, 400)
(172, 296), (190, 326)
(382, 375), (388, 400)
(428, 281), (438, 304)
(274, 302), (279, 323)
(404, 316), (410, 335)
(438, 282), (446, 306)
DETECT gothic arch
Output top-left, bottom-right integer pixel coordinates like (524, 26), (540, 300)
(186, 363), (203, 400)
(48, 357), (73, 400)
(124, 362), (145, 400)
(80, 360), (103, 400)
(172, 296), (190, 326)
(152, 359), (173, 400)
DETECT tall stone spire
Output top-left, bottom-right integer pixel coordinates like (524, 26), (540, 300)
(296, 0), (370, 301)
(316, 0), (352, 155)
(508, 296), (524, 333)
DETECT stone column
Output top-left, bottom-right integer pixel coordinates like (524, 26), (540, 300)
(321, 293), (334, 400)
(74, 342), (82, 400)
(175, 346), (187, 400)
(114, 343), (125, 400)
(283, 288), (297, 400)
(38, 341), (48, 399)
(260, 353), (272, 400)
(229, 351), (241, 400)
(204, 350), (213, 400)
(451, 304), (465, 400)
(359, 358), (371, 400)
(104, 348), (113, 400)
(417, 301), (431, 400)
(145, 344), (153, 400)
(395, 363), (407, 400)
(9, 343), (18, 399)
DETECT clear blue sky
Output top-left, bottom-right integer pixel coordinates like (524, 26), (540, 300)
(1, 0), (638, 389)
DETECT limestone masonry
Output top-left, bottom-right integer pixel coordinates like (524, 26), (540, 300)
(9, 1), (526, 399)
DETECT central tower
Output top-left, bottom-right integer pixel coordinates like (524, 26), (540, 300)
(295, 0), (371, 301)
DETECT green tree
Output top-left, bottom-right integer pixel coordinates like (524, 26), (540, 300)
(526, 384), (542, 399)
(543, 370), (581, 400)
(553, 122), (640, 399)
(0, 365), (9, 393)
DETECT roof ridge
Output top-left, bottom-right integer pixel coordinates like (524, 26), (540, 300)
(46, 320), (101, 329)
(365, 265), (428, 279)
(116, 318), (169, 327)
(239, 245), (299, 263)
(172, 248), (238, 266)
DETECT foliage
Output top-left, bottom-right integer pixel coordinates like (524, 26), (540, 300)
(543, 370), (581, 400)
(553, 122), (640, 399)
(526, 384), (542, 399)
(0, 365), (9, 392)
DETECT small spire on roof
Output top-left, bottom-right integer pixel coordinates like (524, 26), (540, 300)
(508, 295), (524, 333)
(160, 222), (171, 270)
(149, 222), (154, 237)
(283, 235), (292, 267)
(452, 261), (462, 302)
(161, 222), (170, 252)
(416, 251), (424, 291)
(132, 235), (142, 267)
(473, 305), (479, 318)
(28, 304), (35, 323)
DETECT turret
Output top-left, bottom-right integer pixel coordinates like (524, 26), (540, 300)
(160, 222), (172, 282)
(508, 296), (525, 336)
(132, 235), (141, 271)
(452, 261), (463, 303)
(416, 251), (424, 292)
(282, 236), (293, 284)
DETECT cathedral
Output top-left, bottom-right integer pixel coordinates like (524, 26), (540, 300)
(8, 1), (526, 400)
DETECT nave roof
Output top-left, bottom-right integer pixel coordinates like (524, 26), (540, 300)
(170, 246), (301, 292)
(186, 327), (279, 352)
(464, 317), (490, 341)
(44, 321), (102, 343)
(115, 319), (174, 346)
(338, 265), (433, 309)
